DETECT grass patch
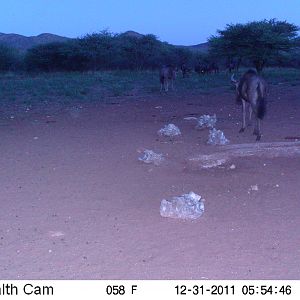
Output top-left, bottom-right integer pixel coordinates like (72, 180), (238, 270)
(0, 68), (299, 107)
(261, 68), (300, 85)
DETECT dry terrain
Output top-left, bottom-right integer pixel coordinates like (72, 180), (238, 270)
(0, 79), (299, 279)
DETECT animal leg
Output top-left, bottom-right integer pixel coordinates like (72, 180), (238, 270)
(239, 99), (246, 133)
(255, 119), (261, 141)
(253, 117), (261, 139)
(248, 105), (253, 126)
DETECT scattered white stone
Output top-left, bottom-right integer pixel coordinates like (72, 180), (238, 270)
(229, 164), (236, 170)
(138, 149), (165, 166)
(49, 231), (65, 237)
(196, 114), (217, 129)
(160, 191), (205, 220)
(33, 136), (39, 140)
(202, 158), (227, 169)
(158, 124), (181, 137)
(184, 116), (197, 121)
(275, 184), (279, 188)
(250, 184), (259, 191)
(207, 128), (229, 145)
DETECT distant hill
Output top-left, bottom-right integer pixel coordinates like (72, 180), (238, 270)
(0, 31), (209, 53)
(0, 33), (71, 52)
(179, 42), (210, 53)
(120, 30), (209, 52)
(120, 30), (144, 39)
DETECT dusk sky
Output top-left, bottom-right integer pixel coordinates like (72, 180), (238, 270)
(1, 0), (299, 45)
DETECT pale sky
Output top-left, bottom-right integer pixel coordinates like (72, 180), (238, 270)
(0, 0), (299, 45)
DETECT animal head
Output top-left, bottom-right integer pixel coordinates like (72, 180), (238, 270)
(231, 73), (239, 85)
(231, 73), (239, 90)
(231, 73), (242, 102)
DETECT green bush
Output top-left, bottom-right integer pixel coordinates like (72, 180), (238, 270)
(24, 41), (90, 72)
(24, 31), (197, 72)
(0, 44), (20, 71)
(209, 19), (299, 72)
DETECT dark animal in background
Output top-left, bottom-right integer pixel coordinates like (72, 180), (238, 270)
(181, 64), (192, 78)
(195, 64), (208, 75)
(159, 65), (176, 92)
(194, 64), (201, 75)
(231, 69), (267, 141)
(227, 60), (241, 73)
(208, 62), (219, 74)
(195, 63), (219, 75)
(227, 62), (236, 73)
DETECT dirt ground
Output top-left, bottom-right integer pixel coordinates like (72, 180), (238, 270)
(0, 83), (299, 280)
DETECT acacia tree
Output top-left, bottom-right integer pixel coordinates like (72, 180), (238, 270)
(209, 19), (299, 72)
(117, 34), (165, 69)
(78, 30), (118, 70)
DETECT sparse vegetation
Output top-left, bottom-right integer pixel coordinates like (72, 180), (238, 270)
(0, 68), (299, 107)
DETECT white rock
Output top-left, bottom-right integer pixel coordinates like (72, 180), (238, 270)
(250, 184), (259, 191)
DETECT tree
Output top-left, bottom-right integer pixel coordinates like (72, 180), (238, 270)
(117, 34), (166, 69)
(209, 19), (299, 72)
(0, 44), (19, 71)
(78, 30), (118, 70)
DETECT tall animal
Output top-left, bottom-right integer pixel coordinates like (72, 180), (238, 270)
(208, 62), (219, 74)
(159, 65), (176, 92)
(227, 59), (241, 73)
(195, 63), (219, 75)
(181, 64), (192, 78)
(195, 64), (208, 75)
(231, 69), (267, 141)
(227, 62), (236, 73)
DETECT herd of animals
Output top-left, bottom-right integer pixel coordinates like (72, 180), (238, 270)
(159, 64), (267, 141)
(159, 61), (240, 92)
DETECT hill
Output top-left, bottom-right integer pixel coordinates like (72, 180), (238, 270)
(120, 30), (144, 39)
(0, 31), (210, 53)
(120, 30), (209, 52)
(179, 42), (210, 53)
(0, 33), (70, 52)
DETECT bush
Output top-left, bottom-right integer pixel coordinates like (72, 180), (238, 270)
(24, 41), (90, 72)
(24, 31), (197, 72)
(0, 44), (20, 71)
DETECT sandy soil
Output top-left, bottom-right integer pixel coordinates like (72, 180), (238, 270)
(0, 84), (300, 280)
